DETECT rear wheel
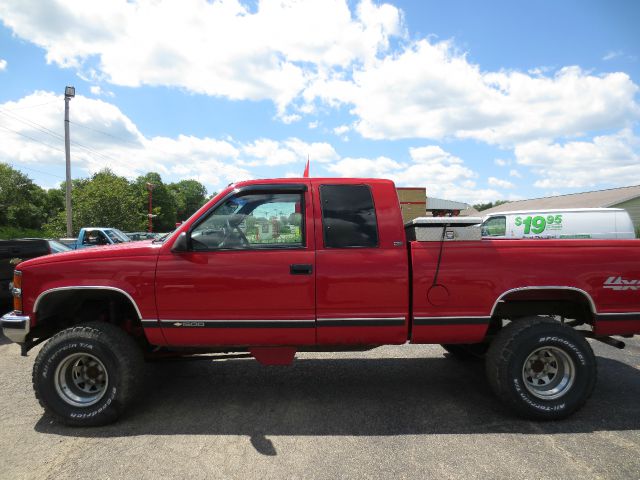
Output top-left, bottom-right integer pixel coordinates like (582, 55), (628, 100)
(33, 322), (143, 426)
(486, 317), (596, 420)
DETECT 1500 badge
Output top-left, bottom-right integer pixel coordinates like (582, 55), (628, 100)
(603, 276), (639, 291)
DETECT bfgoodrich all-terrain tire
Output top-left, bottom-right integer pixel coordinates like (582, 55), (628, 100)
(33, 322), (144, 426)
(486, 317), (596, 420)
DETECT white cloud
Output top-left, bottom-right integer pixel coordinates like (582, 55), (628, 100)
(239, 137), (338, 167)
(333, 124), (350, 135)
(603, 51), (623, 61)
(89, 85), (114, 97)
(509, 169), (522, 178)
(0, 58), (6, 71)
(409, 145), (462, 164)
(0, 0), (402, 116)
(0, 91), (247, 189)
(326, 145), (502, 204)
(488, 177), (515, 189)
(0, 91), (345, 190)
(326, 156), (403, 178)
(280, 114), (302, 124)
(494, 158), (510, 167)
(1, 0), (637, 148)
(309, 39), (640, 145)
(515, 129), (640, 189)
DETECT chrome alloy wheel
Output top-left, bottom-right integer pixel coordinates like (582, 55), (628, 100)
(522, 346), (575, 400)
(54, 353), (109, 407)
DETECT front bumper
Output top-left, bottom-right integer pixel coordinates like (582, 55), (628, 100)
(1, 311), (30, 343)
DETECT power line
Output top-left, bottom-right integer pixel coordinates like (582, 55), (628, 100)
(0, 108), (65, 141)
(70, 121), (179, 162)
(0, 108), (125, 166)
(0, 124), (66, 154)
(5, 162), (65, 180)
(2, 106), (179, 165)
(69, 121), (143, 148)
(3, 100), (59, 111)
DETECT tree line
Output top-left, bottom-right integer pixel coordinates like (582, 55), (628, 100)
(0, 163), (210, 237)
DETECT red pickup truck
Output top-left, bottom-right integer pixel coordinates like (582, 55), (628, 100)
(2, 177), (639, 426)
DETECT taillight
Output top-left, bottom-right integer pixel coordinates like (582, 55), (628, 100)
(11, 270), (22, 312)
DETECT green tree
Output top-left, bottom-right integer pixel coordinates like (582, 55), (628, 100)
(44, 169), (144, 236)
(473, 200), (509, 212)
(43, 188), (65, 223)
(135, 172), (177, 232)
(0, 163), (49, 230)
(168, 179), (208, 222)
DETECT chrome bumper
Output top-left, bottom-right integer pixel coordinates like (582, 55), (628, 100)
(1, 311), (30, 343)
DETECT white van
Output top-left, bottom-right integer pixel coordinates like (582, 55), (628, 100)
(482, 208), (636, 239)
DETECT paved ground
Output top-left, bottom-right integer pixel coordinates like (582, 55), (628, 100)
(1, 332), (639, 480)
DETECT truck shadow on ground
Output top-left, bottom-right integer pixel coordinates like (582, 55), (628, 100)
(34, 354), (640, 454)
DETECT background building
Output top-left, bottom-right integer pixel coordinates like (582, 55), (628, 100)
(397, 187), (427, 223)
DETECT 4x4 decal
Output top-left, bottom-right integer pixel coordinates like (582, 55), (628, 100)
(603, 276), (639, 291)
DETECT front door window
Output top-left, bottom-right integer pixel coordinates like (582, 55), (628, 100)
(191, 192), (304, 250)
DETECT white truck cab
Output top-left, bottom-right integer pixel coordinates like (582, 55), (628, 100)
(482, 208), (636, 239)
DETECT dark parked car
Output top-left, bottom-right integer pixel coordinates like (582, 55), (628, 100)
(0, 239), (71, 313)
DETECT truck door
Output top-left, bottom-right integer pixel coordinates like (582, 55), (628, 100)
(156, 183), (316, 346)
(312, 181), (409, 344)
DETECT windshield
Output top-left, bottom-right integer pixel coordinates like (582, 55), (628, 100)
(48, 240), (72, 253)
(104, 229), (131, 243)
(153, 229), (175, 243)
(152, 187), (230, 244)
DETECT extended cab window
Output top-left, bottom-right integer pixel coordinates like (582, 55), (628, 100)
(320, 184), (379, 248)
(191, 192), (304, 250)
(482, 216), (506, 237)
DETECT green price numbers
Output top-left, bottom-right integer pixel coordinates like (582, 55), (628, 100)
(514, 215), (562, 234)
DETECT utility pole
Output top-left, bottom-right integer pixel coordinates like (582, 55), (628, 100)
(64, 86), (75, 237)
(146, 182), (155, 233)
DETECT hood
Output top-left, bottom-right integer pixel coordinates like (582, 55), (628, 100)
(18, 240), (162, 269)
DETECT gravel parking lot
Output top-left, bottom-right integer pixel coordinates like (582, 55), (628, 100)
(1, 332), (639, 480)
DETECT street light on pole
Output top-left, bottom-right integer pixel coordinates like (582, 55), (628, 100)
(146, 182), (155, 233)
(64, 86), (75, 237)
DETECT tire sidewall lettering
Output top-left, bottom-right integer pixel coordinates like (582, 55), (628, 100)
(537, 336), (586, 365)
(42, 342), (95, 379)
(506, 331), (591, 414)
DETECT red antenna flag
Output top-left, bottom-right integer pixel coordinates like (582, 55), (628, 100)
(303, 155), (310, 177)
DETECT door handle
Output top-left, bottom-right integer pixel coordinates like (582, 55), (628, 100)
(290, 264), (313, 275)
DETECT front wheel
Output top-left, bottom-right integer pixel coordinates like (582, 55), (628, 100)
(485, 317), (596, 420)
(33, 322), (144, 426)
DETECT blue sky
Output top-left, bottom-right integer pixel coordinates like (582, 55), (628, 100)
(0, 0), (638, 204)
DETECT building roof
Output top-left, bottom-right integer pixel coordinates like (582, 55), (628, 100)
(459, 206), (482, 217)
(483, 184), (640, 214)
(426, 197), (470, 210)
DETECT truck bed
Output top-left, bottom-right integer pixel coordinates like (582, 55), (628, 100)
(409, 238), (640, 342)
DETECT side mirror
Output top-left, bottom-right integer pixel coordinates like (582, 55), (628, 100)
(171, 232), (189, 252)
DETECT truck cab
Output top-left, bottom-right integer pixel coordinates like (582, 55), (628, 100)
(60, 227), (132, 249)
(162, 178), (409, 347)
